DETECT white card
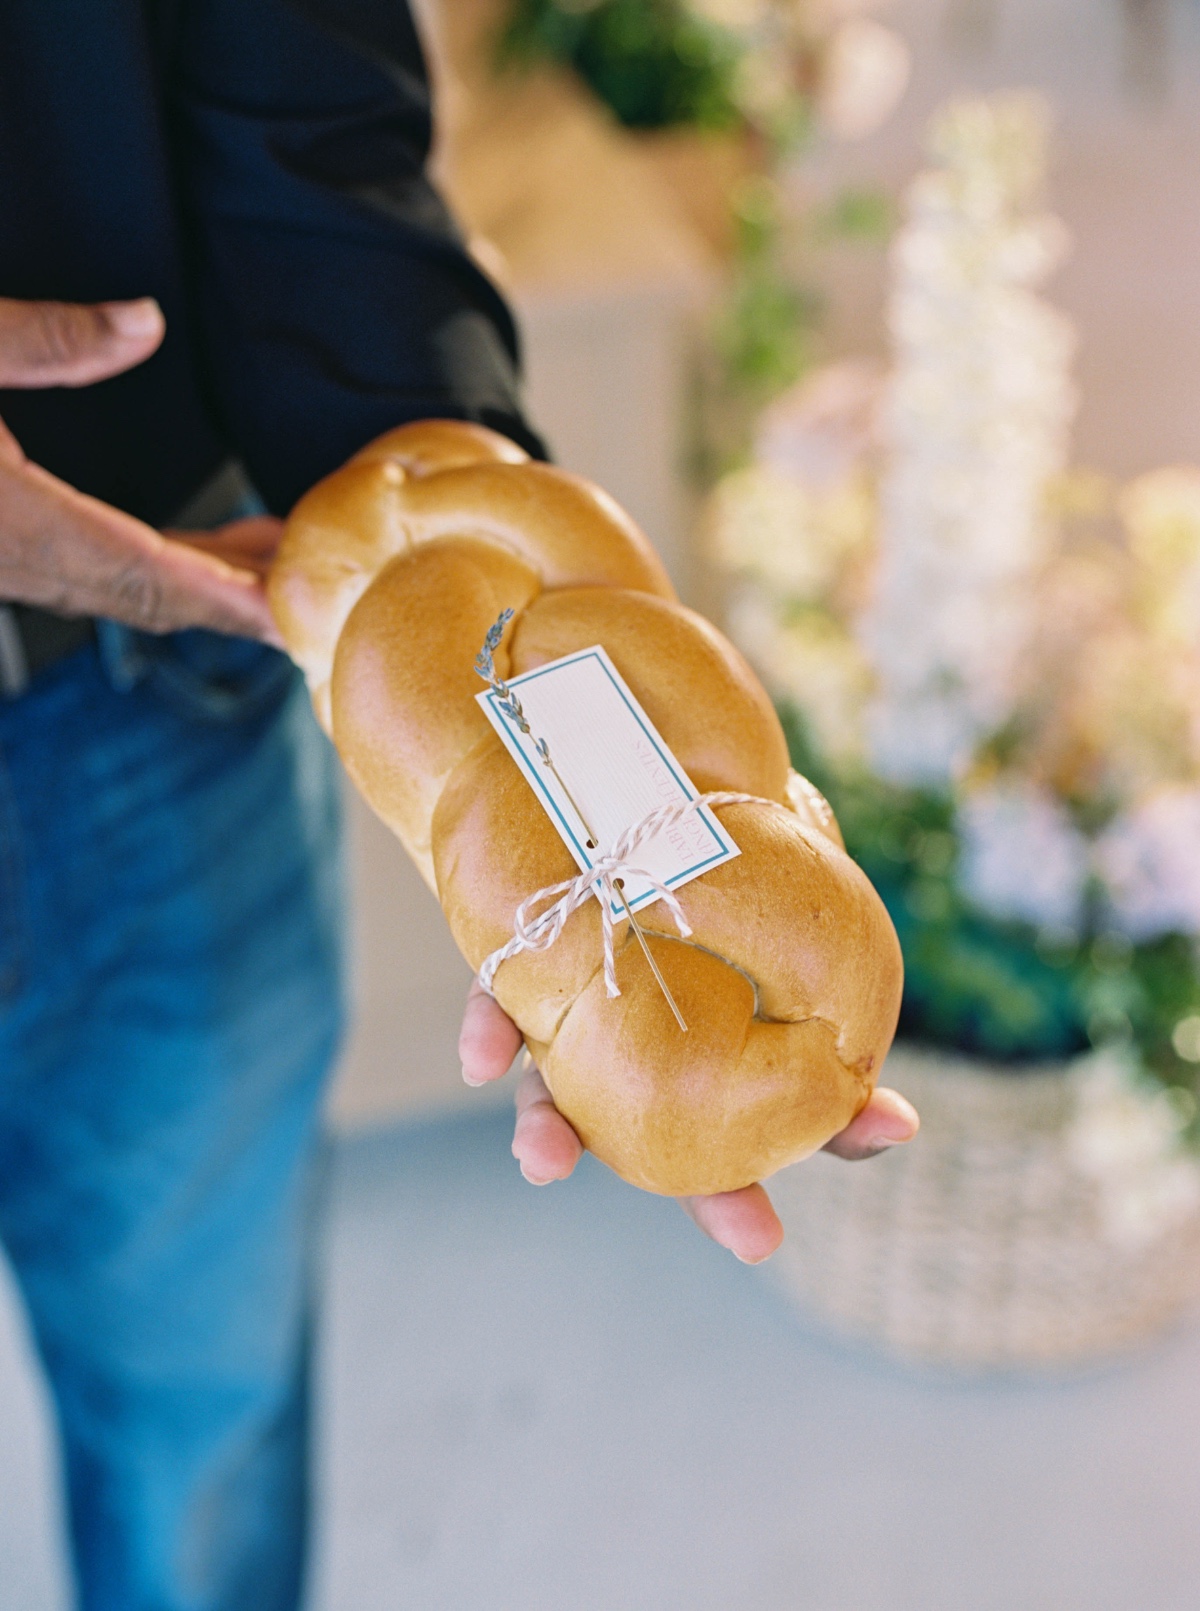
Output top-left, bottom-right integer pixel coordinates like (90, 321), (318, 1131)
(477, 644), (740, 917)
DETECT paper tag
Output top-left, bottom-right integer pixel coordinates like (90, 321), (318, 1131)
(477, 645), (740, 916)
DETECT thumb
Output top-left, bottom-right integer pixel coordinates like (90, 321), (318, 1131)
(0, 297), (165, 389)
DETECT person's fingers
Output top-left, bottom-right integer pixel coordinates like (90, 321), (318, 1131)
(150, 535), (284, 645)
(511, 1059), (583, 1185)
(169, 517), (286, 580)
(679, 1184), (784, 1264)
(0, 459), (282, 642)
(459, 978), (523, 1086)
(679, 1090), (920, 1262)
(0, 297), (165, 388)
(822, 1086), (919, 1161)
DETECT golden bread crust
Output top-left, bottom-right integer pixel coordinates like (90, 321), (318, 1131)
(510, 588), (791, 801)
(270, 420), (903, 1194)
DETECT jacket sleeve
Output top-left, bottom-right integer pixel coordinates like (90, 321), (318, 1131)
(162, 0), (546, 514)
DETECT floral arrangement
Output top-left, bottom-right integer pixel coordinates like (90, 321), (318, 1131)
(499, 0), (908, 147)
(709, 92), (1200, 1121)
(498, 1), (909, 478)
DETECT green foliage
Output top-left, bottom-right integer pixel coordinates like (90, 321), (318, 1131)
(500, 0), (742, 130)
(715, 270), (817, 395)
(500, 4), (890, 476)
(699, 179), (824, 473)
(695, 170), (895, 486)
(780, 704), (1200, 1105)
(810, 187), (896, 244)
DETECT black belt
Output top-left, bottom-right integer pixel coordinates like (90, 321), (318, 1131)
(0, 604), (95, 698)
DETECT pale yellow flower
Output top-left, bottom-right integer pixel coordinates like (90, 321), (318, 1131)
(1119, 466), (1200, 572)
(705, 464), (873, 601)
(727, 595), (871, 761)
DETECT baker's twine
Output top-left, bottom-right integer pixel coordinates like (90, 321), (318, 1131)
(477, 791), (763, 1000)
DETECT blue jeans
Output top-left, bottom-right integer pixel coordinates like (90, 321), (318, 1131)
(0, 624), (345, 1610)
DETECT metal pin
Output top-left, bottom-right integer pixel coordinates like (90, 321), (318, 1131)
(614, 879), (689, 1033)
(541, 753), (688, 1034)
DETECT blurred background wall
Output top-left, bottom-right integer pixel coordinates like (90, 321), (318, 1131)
(811, 0), (1200, 476)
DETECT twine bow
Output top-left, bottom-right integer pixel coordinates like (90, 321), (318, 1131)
(477, 791), (759, 1000)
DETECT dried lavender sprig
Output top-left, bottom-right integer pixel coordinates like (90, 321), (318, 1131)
(474, 607), (539, 737)
(474, 608), (512, 683)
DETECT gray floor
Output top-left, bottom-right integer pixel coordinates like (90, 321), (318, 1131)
(4, 1107), (1200, 1611)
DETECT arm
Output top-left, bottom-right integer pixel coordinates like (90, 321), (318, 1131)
(162, 0), (546, 516)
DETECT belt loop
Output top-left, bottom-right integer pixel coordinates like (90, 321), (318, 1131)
(0, 607), (31, 700)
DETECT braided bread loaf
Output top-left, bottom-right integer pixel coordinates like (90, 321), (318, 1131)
(268, 421), (902, 1196)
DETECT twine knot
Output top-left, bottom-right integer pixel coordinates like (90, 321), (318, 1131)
(477, 791), (760, 1000)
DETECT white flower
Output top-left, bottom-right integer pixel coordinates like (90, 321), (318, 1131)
(725, 587), (871, 761)
(956, 780), (1090, 933)
(859, 93), (1077, 785)
(1067, 1050), (1200, 1250)
(817, 18), (910, 141)
(1095, 786), (1200, 941)
(754, 359), (882, 487)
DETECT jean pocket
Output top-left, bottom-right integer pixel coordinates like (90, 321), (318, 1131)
(97, 622), (299, 726)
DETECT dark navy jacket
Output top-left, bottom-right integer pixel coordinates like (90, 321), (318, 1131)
(0, 0), (541, 524)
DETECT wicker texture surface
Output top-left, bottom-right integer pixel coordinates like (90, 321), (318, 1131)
(769, 1045), (1200, 1369)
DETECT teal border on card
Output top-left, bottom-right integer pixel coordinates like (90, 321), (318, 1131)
(480, 646), (735, 918)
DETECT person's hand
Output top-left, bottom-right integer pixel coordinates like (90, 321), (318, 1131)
(459, 980), (919, 1264)
(163, 516), (285, 583)
(0, 296), (282, 643)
